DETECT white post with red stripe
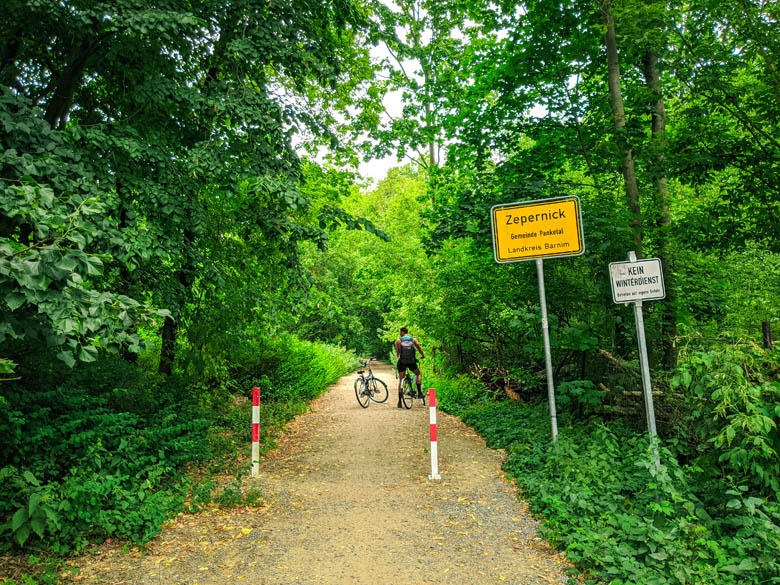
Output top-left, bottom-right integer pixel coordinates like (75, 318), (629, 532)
(251, 386), (260, 478)
(428, 388), (441, 480)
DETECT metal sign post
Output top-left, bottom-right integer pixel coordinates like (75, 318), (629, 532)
(536, 259), (558, 442)
(609, 252), (664, 461)
(633, 297), (658, 441)
(490, 196), (584, 442)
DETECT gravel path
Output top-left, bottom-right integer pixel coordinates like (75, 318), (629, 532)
(72, 363), (578, 585)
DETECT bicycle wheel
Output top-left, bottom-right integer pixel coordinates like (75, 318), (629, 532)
(369, 378), (388, 403)
(355, 378), (370, 408)
(401, 376), (414, 409)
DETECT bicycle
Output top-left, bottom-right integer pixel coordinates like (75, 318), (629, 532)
(400, 363), (426, 409)
(354, 358), (388, 408)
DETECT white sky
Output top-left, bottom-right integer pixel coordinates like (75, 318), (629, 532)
(359, 155), (400, 184)
(356, 40), (408, 186)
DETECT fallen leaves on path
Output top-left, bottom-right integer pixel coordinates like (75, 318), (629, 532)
(64, 365), (580, 585)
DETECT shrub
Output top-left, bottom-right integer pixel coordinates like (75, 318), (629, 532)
(672, 344), (780, 496)
(0, 338), (358, 554)
(435, 377), (780, 585)
(0, 356), (209, 552)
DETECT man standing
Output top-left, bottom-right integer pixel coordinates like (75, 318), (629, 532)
(395, 327), (425, 408)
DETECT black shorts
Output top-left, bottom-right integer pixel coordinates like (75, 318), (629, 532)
(397, 359), (418, 373)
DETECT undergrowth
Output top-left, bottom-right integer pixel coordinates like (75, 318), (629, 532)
(430, 369), (780, 585)
(0, 335), (358, 566)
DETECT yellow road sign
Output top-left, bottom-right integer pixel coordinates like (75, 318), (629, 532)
(490, 196), (584, 263)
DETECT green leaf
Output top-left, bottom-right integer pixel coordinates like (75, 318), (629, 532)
(11, 507), (28, 531)
(79, 346), (97, 362)
(22, 470), (40, 486)
(723, 558), (758, 574)
(57, 350), (76, 368)
(6, 293), (24, 310)
(79, 347), (97, 362)
(84, 255), (104, 276)
(38, 186), (54, 207)
(43, 507), (60, 529)
(56, 254), (79, 272)
(14, 523), (31, 546)
(28, 493), (41, 516)
(23, 259), (40, 275)
(0, 358), (17, 374)
(30, 513), (46, 538)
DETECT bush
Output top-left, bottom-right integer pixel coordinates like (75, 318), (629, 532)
(672, 344), (780, 496)
(258, 335), (359, 402)
(0, 337), (358, 554)
(424, 373), (488, 415)
(435, 377), (780, 585)
(0, 357), (209, 553)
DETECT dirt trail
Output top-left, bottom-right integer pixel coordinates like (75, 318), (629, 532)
(75, 363), (577, 585)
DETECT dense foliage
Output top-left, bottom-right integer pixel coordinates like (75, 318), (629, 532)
(0, 0), (383, 373)
(433, 366), (780, 585)
(0, 338), (356, 554)
(287, 0), (780, 581)
(1, 0), (779, 582)
(0, 0), (372, 559)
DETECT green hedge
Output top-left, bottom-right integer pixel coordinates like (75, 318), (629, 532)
(258, 334), (359, 402)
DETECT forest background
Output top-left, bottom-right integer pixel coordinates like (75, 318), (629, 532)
(1, 1), (779, 584)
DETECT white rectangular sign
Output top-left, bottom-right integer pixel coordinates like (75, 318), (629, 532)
(609, 258), (665, 304)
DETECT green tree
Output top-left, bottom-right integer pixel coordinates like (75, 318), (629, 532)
(297, 165), (427, 356)
(1, 0), (381, 374)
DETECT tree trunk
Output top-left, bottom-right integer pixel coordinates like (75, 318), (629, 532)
(602, 0), (642, 256)
(642, 48), (678, 369)
(44, 41), (93, 129)
(158, 269), (190, 376)
(763, 321), (775, 351)
(426, 97), (436, 169)
(158, 315), (178, 375)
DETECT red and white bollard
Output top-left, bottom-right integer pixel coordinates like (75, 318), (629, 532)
(428, 388), (441, 480)
(251, 387), (260, 478)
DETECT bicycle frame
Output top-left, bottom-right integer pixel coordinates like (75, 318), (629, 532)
(399, 359), (425, 408)
(355, 357), (388, 407)
(356, 359), (373, 384)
